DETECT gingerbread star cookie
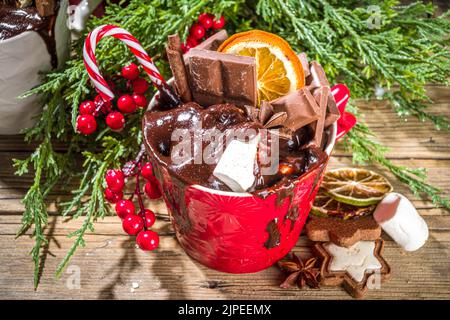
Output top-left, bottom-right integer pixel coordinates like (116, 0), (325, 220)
(305, 188), (381, 247)
(306, 214), (381, 247)
(313, 239), (391, 299)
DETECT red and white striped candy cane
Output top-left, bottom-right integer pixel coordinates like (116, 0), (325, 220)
(83, 24), (167, 102)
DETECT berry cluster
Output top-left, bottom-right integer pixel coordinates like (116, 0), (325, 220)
(104, 159), (162, 251)
(182, 13), (226, 53)
(76, 63), (149, 135)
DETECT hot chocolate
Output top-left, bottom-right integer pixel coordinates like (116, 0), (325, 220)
(143, 101), (327, 193)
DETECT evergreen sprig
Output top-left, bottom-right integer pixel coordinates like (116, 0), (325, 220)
(14, 0), (449, 288)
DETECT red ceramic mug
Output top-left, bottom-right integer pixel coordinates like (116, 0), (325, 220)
(144, 82), (348, 273)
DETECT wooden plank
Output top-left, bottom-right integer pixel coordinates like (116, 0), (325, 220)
(0, 215), (448, 300)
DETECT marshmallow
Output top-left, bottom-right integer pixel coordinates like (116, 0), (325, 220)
(373, 192), (428, 251)
(213, 135), (260, 192)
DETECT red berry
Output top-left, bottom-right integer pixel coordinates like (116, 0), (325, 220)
(104, 188), (123, 203)
(136, 230), (159, 251)
(76, 114), (97, 135)
(186, 36), (198, 48)
(132, 78), (149, 94)
(117, 94), (137, 113)
(142, 209), (156, 228)
(144, 180), (162, 199)
(79, 100), (96, 115)
(94, 95), (112, 114)
(198, 13), (213, 29)
(189, 23), (205, 40)
(212, 16), (225, 29)
(115, 199), (135, 219)
(106, 111), (125, 131)
(122, 214), (144, 235)
(121, 63), (140, 80)
(105, 169), (125, 192)
(180, 42), (190, 54)
(132, 94), (147, 108)
(141, 162), (153, 180)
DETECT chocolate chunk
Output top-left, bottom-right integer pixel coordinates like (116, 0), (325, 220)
(195, 30), (228, 51)
(35, 0), (55, 17)
(298, 52), (310, 77)
(259, 101), (274, 124)
(307, 61), (330, 88)
(270, 88), (321, 132)
(324, 93), (340, 127)
(187, 48), (257, 107)
(166, 47), (193, 102)
(310, 86), (330, 147)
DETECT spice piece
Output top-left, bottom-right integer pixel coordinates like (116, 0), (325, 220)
(278, 253), (320, 289)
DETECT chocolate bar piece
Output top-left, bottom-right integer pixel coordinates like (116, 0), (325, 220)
(270, 88), (321, 132)
(187, 48), (257, 107)
(36, 0), (55, 17)
(166, 34), (192, 102)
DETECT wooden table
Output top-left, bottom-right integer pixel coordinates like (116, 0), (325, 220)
(0, 85), (448, 299)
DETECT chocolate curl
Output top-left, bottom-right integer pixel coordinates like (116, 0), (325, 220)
(310, 86), (330, 147)
(166, 35), (192, 102)
(270, 88), (321, 132)
(35, 0), (55, 17)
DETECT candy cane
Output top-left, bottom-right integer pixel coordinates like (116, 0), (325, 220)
(83, 24), (179, 107)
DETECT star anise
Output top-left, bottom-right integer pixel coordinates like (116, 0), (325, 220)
(278, 253), (321, 289)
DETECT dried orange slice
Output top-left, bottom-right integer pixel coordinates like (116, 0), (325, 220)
(218, 30), (305, 104)
(320, 168), (393, 206)
(311, 189), (376, 220)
